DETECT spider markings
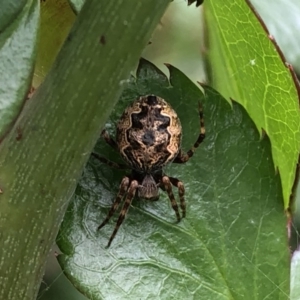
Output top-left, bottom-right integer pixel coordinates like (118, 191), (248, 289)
(93, 95), (205, 247)
(117, 95), (182, 172)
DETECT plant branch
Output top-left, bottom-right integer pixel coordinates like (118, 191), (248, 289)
(0, 0), (170, 299)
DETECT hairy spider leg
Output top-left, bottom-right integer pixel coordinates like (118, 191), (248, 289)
(169, 177), (186, 218)
(161, 176), (181, 222)
(101, 129), (118, 150)
(92, 129), (129, 169)
(106, 180), (139, 247)
(98, 176), (130, 232)
(173, 102), (205, 163)
(91, 152), (129, 170)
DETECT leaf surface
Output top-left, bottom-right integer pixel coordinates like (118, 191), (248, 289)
(68, 0), (84, 13)
(57, 60), (289, 299)
(291, 248), (300, 300)
(205, 0), (300, 208)
(0, 0), (39, 139)
(33, 0), (76, 87)
(251, 0), (300, 74)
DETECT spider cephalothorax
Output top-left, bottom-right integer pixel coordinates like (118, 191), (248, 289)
(92, 95), (205, 247)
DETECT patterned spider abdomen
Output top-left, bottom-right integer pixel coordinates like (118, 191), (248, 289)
(116, 95), (182, 172)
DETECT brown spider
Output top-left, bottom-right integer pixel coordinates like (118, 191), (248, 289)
(92, 95), (205, 247)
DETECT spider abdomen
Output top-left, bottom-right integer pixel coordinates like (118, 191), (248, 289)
(117, 95), (182, 172)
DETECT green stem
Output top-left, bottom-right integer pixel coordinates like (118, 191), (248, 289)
(0, 0), (170, 299)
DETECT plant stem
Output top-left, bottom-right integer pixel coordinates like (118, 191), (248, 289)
(0, 0), (170, 299)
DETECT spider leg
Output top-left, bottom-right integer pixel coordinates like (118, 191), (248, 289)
(169, 177), (186, 218)
(173, 102), (205, 163)
(101, 129), (118, 151)
(161, 176), (181, 222)
(98, 176), (130, 231)
(107, 180), (138, 247)
(91, 152), (129, 170)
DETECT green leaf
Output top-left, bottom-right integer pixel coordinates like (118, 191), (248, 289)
(251, 0), (300, 74)
(68, 0), (85, 14)
(291, 249), (300, 300)
(57, 60), (289, 299)
(33, 0), (76, 87)
(205, 0), (300, 208)
(0, 1), (27, 31)
(0, 0), (39, 138)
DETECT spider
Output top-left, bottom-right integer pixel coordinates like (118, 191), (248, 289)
(92, 95), (205, 247)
